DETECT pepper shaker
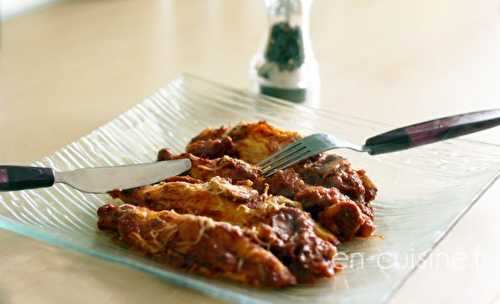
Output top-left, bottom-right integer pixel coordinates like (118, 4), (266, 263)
(250, 0), (319, 104)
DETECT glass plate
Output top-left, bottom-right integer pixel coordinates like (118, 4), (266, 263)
(1, 74), (499, 304)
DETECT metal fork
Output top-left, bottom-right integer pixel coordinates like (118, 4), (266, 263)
(259, 109), (500, 177)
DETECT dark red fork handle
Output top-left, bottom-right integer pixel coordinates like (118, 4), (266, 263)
(365, 109), (500, 155)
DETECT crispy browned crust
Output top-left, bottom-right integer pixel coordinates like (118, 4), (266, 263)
(186, 121), (301, 164)
(110, 177), (339, 283)
(97, 204), (297, 287)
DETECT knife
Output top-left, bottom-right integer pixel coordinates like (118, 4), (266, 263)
(0, 159), (191, 193)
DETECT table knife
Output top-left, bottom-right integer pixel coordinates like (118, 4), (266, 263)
(0, 159), (191, 193)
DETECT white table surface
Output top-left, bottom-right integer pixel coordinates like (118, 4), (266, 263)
(0, 0), (499, 303)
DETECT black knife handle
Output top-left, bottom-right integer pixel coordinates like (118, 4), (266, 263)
(0, 166), (55, 191)
(365, 109), (500, 155)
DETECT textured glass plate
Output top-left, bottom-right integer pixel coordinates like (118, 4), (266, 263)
(1, 74), (499, 304)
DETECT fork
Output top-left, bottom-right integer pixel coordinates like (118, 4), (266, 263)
(259, 109), (500, 177)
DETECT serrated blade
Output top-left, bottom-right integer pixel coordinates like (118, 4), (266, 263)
(54, 159), (191, 193)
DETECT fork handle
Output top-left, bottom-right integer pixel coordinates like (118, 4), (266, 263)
(364, 109), (500, 155)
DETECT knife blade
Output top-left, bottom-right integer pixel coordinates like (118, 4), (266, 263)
(0, 159), (191, 193)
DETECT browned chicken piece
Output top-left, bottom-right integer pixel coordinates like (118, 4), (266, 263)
(158, 149), (266, 190)
(157, 150), (376, 241)
(267, 169), (375, 241)
(186, 121), (300, 164)
(291, 154), (377, 203)
(97, 204), (296, 287)
(110, 177), (339, 283)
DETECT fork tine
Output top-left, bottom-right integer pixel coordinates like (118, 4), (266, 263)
(258, 133), (321, 167)
(259, 145), (308, 170)
(258, 141), (304, 167)
(259, 133), (359, 177)
(262, 147), (311, 173)
(263, 149), (312, 177)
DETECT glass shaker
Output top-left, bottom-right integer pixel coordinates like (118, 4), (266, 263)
(250, 0), (319, 104)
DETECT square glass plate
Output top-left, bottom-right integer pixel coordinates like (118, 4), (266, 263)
(1, 74), (499, 304)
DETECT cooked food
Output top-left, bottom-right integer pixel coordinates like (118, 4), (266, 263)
(110, 177), (339, 283)
(98, 121), (378, 287)
(97, 204), (296, 287)
(184, 121), (376, 201)
(156, 151), (375, 241)
(186, 121), (300, 164)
